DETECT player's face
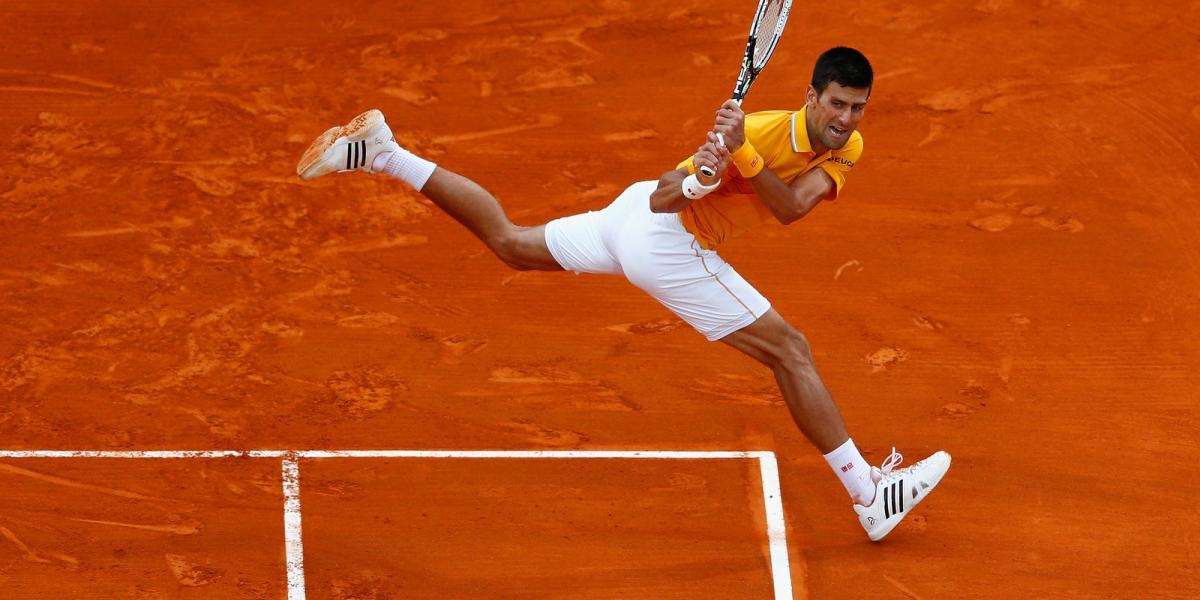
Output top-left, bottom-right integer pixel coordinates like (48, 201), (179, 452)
(806, 82), (870, 150)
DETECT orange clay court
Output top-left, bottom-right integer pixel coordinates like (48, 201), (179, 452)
(0, 1), (1197, 598)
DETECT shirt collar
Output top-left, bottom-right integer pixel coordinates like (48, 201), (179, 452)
(790, 105), (813, 154)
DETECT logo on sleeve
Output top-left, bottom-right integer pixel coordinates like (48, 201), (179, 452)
(828, 156), (855, 168)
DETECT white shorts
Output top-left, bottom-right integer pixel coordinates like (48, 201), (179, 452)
(544, 181), (771, 341)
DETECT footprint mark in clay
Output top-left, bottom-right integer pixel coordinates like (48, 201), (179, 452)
(606, 317), (685, 335)
(439, 335), (488, 364)
(164, 554), (222, 587)
(866, 346), (908, 372)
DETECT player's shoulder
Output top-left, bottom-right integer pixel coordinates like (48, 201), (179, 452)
(746, 109), (794, 118)
(745, 109), (794, 124)
(744, 110), (796, 146)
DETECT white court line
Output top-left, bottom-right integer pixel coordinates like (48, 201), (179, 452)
(0, 450), (287, 458)
(0, 449), (793, 600)
(0, 450), (767, 459)
(758, 453), (794, 599)
(295, 449), (769, 460)
(281, 458), (307, 600)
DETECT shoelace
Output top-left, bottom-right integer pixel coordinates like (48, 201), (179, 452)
(878, 447), (905, 483)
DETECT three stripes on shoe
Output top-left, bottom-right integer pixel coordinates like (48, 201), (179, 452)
(882, 478), (923, 519)
(345, 139), (368, 170)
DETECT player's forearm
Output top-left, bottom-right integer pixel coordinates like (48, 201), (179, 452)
(748, 168), (807, 224)
(649, 170), (694, 213)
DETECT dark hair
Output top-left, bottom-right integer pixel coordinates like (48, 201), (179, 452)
(811, 47), (873, 94)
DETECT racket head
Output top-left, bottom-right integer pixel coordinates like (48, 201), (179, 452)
(749, 0), (792, 70)
(731, 0), (793, 101)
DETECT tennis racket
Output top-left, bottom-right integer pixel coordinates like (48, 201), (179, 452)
(700, 0), (793, 177)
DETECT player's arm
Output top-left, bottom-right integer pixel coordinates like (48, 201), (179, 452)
(714, 100), (832, 225)
(649, 168), (692, 213)
(649, 132), (729, 213)
(748, 167), (834, 224)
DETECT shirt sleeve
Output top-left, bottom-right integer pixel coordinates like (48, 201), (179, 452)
(818, 132), (864, 200)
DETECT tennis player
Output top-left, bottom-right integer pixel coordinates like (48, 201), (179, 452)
(297, 47), (950, 541)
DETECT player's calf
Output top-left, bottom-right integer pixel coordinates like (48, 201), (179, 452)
(295, 110), (564, 273)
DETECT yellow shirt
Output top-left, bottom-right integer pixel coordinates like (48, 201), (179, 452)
(676, 106), (864, 249)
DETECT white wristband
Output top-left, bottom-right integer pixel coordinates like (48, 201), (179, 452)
(681, 172), (720, 200)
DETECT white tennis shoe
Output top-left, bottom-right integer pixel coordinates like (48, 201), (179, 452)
(854, 448), (951, 541)
(296, 109), (399, 180)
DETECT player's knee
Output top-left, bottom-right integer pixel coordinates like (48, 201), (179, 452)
(500, 256), (536, 271)
(491, 230), (535, 271)
(774, 327), (815, 372)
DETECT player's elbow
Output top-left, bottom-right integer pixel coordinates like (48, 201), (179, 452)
(776, 191), (823, 224)
(774, 211), (802, 225)
(774, 201), (809, 225)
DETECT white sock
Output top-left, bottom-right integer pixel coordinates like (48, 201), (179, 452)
(823, 437), (876, 506)
(373, 147), (437, 192)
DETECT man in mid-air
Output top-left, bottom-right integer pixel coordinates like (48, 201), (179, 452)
(297, 47), (950, 541)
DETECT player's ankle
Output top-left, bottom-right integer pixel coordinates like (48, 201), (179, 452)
(376, 147), (437, 192)
(824, 437), (876, 504)
(854, 485), (877, 507)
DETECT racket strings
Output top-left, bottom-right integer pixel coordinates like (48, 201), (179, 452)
(751, 0), (786, 66)
(748, 0), (787, 67)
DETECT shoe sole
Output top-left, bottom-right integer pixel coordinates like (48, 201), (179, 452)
(296, 109), (385, 180)
(869, 451), (952, 542)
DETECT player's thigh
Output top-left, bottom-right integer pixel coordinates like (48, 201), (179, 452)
(619, 230), (772, 341)
(542, 211), (622, 275)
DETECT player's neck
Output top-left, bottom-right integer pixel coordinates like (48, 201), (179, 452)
(804, 118), (831, 156)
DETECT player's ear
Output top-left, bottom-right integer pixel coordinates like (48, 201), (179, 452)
(806, 85), (818, 107)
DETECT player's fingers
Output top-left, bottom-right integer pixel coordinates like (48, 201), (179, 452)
(715, 114), (741, 127)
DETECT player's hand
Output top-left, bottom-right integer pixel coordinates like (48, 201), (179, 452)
(695, 131), (730, 186)
(714, 99), (747, 151)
